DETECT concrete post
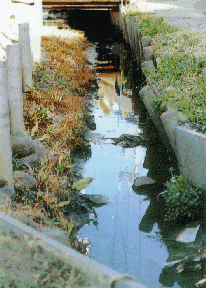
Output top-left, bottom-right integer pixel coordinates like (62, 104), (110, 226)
(6, 44), (24, 134)
(19, 23), (33, 92)
(29, 0), (42, 63)
(0, 61), (14, 189)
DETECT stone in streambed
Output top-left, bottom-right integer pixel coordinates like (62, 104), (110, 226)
(30, 140), (50, 159)
(141, 36), (152, 48)
(0, 179), (8, 188)
(80, 194), (111, 207)
(11, 132), (50, 160)
(133, 176), (156, 188)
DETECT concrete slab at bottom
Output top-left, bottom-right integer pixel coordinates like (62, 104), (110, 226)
(175, 126), (206, 189)
(0, 211), (147, 288)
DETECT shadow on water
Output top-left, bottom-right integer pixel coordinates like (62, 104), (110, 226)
(65, 10), (206, 288)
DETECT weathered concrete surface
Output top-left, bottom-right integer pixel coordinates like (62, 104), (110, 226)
(143, 46), (154, 62)
(161, 108), (189, 151)
(141, 36), (152, 48)
(115, 10), (206, 191)
(139, 85), (172, 151)
(0, 211), (145, 288)
(141, 60), (156, 75)
(175, 126), (206, 189)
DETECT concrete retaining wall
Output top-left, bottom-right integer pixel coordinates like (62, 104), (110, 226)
(112, 10), (206, 191)
(0, 0), (42, 63)
(0, 211), (147, 288)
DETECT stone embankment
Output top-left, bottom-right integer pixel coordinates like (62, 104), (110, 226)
(111, 10), (206, 191)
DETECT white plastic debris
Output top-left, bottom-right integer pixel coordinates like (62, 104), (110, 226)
(176, 225), (200, 243)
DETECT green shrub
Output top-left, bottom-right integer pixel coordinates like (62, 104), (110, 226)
(159, 175), (204, 223)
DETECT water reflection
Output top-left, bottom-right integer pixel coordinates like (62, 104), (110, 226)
(67, 10), (205, 288)
(77, 45), (206, 287)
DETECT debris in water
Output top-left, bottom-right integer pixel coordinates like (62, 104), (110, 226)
(196, 278), (206, 287)
(176, 225), (200, 243)
(111, 134), (145, 148)
(72, 177), (93, 190)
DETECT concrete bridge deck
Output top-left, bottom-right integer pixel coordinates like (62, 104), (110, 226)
(43, 0), (129, 9)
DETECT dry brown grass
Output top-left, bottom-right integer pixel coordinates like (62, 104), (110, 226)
(24, 36), (95, 152)
(4, 36), (96, 232)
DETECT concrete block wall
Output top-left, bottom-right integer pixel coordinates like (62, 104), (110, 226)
(0, 0), (42, 63)
(115, 10), (206, 191)
(0, 211), (147, 288)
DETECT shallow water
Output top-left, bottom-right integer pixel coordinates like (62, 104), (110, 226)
(66, 10), (205, 287)
(76, 45), (182, 287)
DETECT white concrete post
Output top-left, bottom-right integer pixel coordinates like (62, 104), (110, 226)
(19, 22), (33, 92)
(6, 44), (24, 134)
(0, 61), (14, 189)
(29, 0), (42, 63)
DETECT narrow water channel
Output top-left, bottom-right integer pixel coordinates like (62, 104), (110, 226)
(67, 10), (204, 288)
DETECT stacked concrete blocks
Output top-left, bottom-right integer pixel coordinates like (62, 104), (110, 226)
(119, 12), (156, 69)
(117, 10), (206, 191)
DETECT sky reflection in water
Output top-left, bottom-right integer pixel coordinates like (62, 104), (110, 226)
(77, 70), (175, 288)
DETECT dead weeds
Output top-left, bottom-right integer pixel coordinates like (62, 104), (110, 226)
(4, 36), (97, 234)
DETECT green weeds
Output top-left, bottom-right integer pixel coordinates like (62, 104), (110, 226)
(133, 12), (206, 131)
(159, 174), (204, 223)
(130, 13), (177, 36)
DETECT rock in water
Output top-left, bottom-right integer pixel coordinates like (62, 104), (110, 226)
(80, 194), (111, 207)
(133, 176), (156, 188)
